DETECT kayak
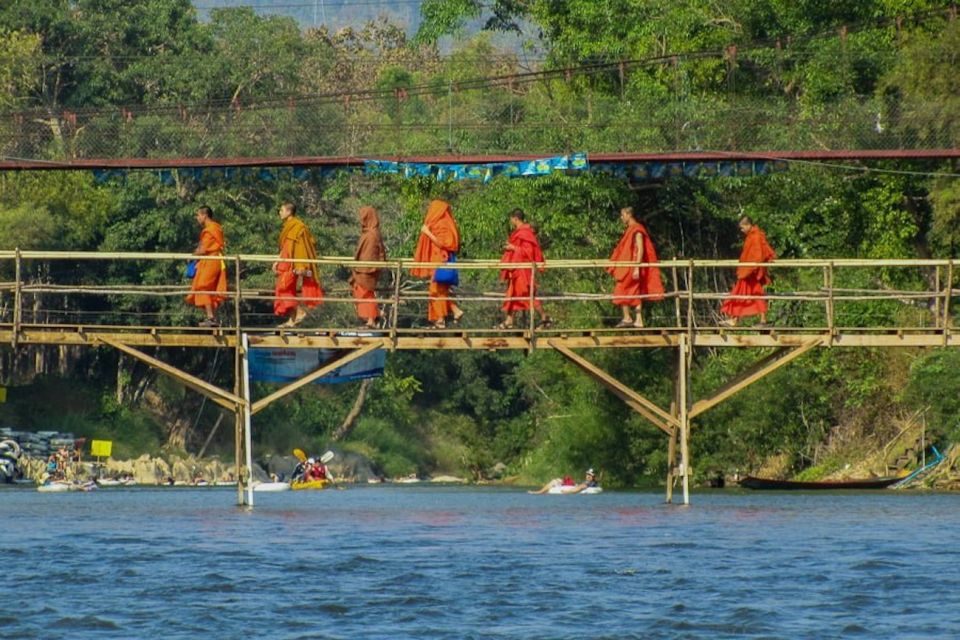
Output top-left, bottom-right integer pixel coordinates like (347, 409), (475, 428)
(547, 485), (603, 495)
(253, 481), (291, 492)
(290, 479), (329, 491)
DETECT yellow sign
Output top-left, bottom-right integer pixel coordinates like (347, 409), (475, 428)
(0, 387), (6, 403)
(90, 440), (113, 458)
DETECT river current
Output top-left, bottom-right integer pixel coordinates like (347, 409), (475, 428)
(2, 486), (958, 639)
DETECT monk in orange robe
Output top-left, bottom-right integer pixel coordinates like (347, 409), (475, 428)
(273, 202), (323, 327)
(498, 208), (551, 329)
(185, 206), (228, 327)
(411, 200), (463, 329)
(350, 205), (386, 329)
(607, 206), (664, 328)
(720, 215), (776, 326)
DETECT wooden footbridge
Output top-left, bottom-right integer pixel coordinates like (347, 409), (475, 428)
(2, 250), (955, 506)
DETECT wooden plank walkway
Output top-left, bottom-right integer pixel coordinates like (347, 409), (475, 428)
(1, 324), (953, 350)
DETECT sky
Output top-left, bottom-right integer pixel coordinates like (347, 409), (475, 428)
(191, 0), (533, 53)
(194, 0), (429, 34)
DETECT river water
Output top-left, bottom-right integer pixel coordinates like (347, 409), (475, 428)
(2, 486), (957, 639)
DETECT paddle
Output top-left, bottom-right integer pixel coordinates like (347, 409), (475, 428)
(290, 448), (308, 484)
(320, 450), (341, 488)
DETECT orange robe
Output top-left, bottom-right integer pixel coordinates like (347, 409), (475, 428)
(411, 200), (460, 322)
(607, 222), (664, 307)
(721, 225), (776, 318)
(500, 223), (544, 312)
(274, 215), (323, 316)
(186, 220), (228, 309)
(350, 206), (386, 321)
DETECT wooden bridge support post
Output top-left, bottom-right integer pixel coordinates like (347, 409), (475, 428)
(240, 334), (254, 507)
(825, 263), (835, 339)
(390, 262), (401, 344)
(234, 349), (244, 507)
(678, 333), (691, 505)
(665, 401), (678, 504)
(234, 258), (244, 506)
(528, 265), (536, 339)
(945, 260), (954, 347)
(935, 265), (942, 327)
(11, 247), (21, 349)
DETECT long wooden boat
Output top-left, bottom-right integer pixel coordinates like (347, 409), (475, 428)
(739, 475), (901, 490)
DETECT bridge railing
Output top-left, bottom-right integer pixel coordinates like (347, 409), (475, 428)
(0, 251), (954, 337)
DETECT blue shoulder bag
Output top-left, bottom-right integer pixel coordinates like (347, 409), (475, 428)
(433, 253), (459, 287)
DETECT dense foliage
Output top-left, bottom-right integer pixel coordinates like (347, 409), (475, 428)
(0, 1), (958, 484)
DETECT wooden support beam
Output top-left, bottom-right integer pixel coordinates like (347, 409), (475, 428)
(3, 327), (960, 350)
(665, 402), (678, 504)
(678, 334), (691, 505)
(250, 342), (382, 415)
(12, 248), (21, 349)
(548, 340), (677, 435)
(689, 339), (821, 419)
(97, 337), (245, 411)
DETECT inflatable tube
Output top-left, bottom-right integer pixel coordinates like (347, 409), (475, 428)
(37, 482), (71, 493)
(253, 481), (291, 492)
(547, 485), (603, 495)
(0, 439), (21, 458)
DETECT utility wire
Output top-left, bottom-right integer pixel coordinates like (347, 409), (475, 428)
(4, 6), (955, 117)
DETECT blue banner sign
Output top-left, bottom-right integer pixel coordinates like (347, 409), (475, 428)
(248, 347), (385, 384)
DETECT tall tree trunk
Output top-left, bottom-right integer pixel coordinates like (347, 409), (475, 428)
(331, 378), (372, 442)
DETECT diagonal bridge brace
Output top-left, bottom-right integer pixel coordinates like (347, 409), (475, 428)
(98, 336), (245, 411)
(689, 338), (822, 420)
(250, 342), (382, 415)
(548, 340), (678, 435)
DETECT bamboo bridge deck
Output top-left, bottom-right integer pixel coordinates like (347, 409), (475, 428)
(1, 252), (954, 350)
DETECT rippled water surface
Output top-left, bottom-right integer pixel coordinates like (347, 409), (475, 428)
(2, 486), (958, 638)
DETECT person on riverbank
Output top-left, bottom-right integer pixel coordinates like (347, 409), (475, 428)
(273, 202), (323, 328)
(350, 206), (386, 329)
(497, 209), (551, 329)
(607, 206), (664, 328)
(720, 215), (776, 327)
(185, 206), (228, 327)
(411, 199), (464, 329)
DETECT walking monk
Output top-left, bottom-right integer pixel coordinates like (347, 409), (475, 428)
(273, 202), (323, 328)
(498, 209), (551, 329)
(607, 206), (664, 328)
(720, 215), (776, 327)
(410, 199), (464, 329)
(350, 205), (386, 329)
(185, 206), (227, 327)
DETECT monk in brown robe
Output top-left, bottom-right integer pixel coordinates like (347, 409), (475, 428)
(273, 202), (323, 327)
(720, 215), (776, 326)
(185, 206), (228, 327)
(607, 206), (664, 328)
(350, 206), (386, 329)
(410, 199), (464, 329)
(498, 209), (551, 329)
